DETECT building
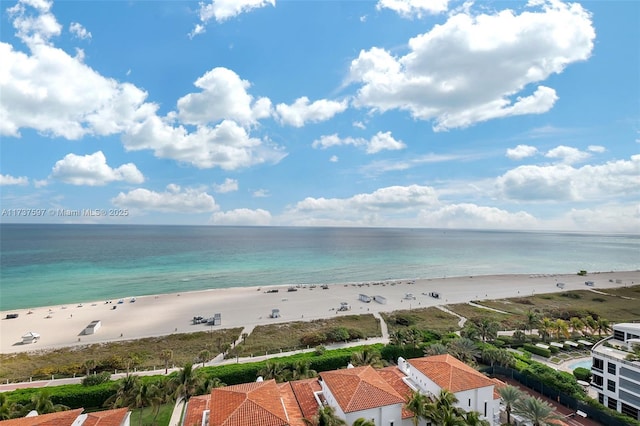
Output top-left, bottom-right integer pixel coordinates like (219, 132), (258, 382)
(0, 407), (130, 426)
(183, 355), (502, 426)
(591, 322), (640, 421)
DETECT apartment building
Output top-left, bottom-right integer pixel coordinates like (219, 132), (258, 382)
(590, 322), (640, 421)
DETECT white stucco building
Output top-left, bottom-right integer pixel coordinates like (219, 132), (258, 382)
(591, 322), (640, 421)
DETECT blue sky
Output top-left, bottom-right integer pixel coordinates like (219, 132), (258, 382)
(0, 0), (638, 232)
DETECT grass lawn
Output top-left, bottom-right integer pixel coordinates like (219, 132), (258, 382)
(230, 314), (381, 357)
(476, 285), (640, 323)
(445, 304), (521, 330)
(0, 328), (242, 382)
(381, 307), (460, 335)
(129, 403), (174, 426)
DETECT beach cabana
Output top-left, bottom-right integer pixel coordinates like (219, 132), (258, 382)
(22, 331), (40, 344)
(358, 294), (372, 303)
(84, 320), (101, 335)
(373, 295), (387, 304)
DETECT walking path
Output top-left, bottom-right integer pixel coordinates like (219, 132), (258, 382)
(467, 301), (511, 315)
(435, 305), (467, 327)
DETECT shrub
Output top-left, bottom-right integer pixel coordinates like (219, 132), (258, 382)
(380, 344), (423, 362)
(314, 345), (326, 356)
(300, 332), (327, 347)
(573, 367), (591, 382)
(523, 343), (551, 358)
(592, 297), (606, 303)
(561, 293), (581, 299)
(326, 327), (350, 342)
(81, 372), (111, 387)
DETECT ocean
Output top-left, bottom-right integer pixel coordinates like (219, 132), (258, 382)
(1, 224), (638, 311)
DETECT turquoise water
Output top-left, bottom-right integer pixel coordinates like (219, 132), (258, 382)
(568, 359), (592, 370)
(1, 224), (639, 310)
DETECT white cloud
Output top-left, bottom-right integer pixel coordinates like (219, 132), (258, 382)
(275, 97), (348, 128)
(123, 118), (286, 170)
(497, 155), (640, 201)
(7, 0), (61, 46)
(50, 151), (144, 186)
(349, 0), (594, 130)
(112, 185), (218, 213)
(192, 0), (275, 36)
(352, 121), (366, 129)
(69, 22), (91, 40)
(177, 67), (272, 127)
(0, 173), (29, 186)
(506, 144), (538, 160)
(210, 208), (272, 225)
(418, 203), (537, 230)
(559, 204), (640, 234)
(312, 131), (406, 154)
(376, 0), (449, 18)
(588, 145), (606, 153)
(545, 145), (590, 165)
(253, 189), (269, 197)
(330, 155), (339, 162)
(213, 178), (238, 193)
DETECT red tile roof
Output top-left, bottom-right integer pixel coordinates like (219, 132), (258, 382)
(83, 408), (129, 426)
(320, 366), (405, 413)
(277, 383), (307, 426)
(288, 379), (322, 420)
(0, 409), (84, 426)
(378, 367), (414, 419)
(408, 355), (496, 393)
(209, 379), (301, 426)
(183, 395), (211, 426)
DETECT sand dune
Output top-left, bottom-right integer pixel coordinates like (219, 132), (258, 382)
(1, 271), (638, 354)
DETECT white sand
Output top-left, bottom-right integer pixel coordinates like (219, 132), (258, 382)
(1, 271), (638, 354)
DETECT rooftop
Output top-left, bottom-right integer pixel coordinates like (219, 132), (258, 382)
(408, 354), (496, 392)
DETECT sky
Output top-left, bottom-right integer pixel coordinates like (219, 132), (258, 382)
(0, 0), (638, 232)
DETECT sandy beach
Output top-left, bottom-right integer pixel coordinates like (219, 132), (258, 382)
(1, 271), (638, 354)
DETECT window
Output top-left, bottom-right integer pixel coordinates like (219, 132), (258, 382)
(607, 397), (618, 410)
(598, 393), (604, 404)
(607, 379), (616, 392)
(468, 399), (471, 407)
(608, 362), (617, 375)
(622, 403), (639, 419)
(593, 358), (604, 371)
(614, 330), (625, 341)
(484, 402), (487, 417)
(592, 374), (603, 388)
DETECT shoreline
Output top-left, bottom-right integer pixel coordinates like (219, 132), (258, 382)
(1, 270), (638, 354)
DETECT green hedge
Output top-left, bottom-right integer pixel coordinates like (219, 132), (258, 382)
(523, 343), (551, 358)
(522, 362), (584, 397)
(380, 345), (424, 362)
(5, 382), (115, 410)
(573, 367), (591, 382)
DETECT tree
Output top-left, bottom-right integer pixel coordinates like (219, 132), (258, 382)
(352, 418), (375, 426)
(241, 332), (248, 344)
(583, 315), (597, 335)
(389, 329), (406, 346)
(0, 393), (21, 420)
(553, 319), (570, 340)
(105, 374), (141, 409)
(525, 310), (539, 335)
(513, 396), (562, 426)
(595, 318), (611, 337)
(160, 349), (173, 374)
(447, 338), (479, 365)
(498, 385), (523, 425)
(172, 363), (202, 401)
(424, 342), (448, 356)
(197, 349), (211, 367)
(313, 406), (347, 426)
(198, 376), (225, 395)
(83, 359), (97, 377)
(477, 318), (499, 342)
(29, 390), (69, 414)
(289, 360), (318, 380)
(258, 361), (287, 382)
(350, 347), (383, 368)
(569, 317), (585, 336)
(462, 410), (490, 426)
(405, 389), (429, 426)
(538, 318), (553, 342)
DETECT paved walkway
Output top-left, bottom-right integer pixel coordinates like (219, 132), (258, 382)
(435, 305), (467, 327)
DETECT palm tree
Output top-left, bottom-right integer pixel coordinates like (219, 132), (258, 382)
(512, 396), (562, 426)
(314, 406), (347, 426)
(290, 360), (318, 380)
(83, 359), (97, 377)
(160, 349), (173, 374)
(350, 347), (383, 368)
(172, 363), (202, 401)
(352, 418), (375, 426)
(105, 374), (141, 409)
(133, 382), (155, 426)
(241, 332), (248, 344)
(583, 315), (597, 336)
(538, 318), (553, 342)
(389, 329), (406, 346)
(433, 388), (459, 411)
(424, 342), (448, 356)
(258, 361), (287, 382)
(197, 349), (211, 367)
(405, 327), (422, 348)
(429, 405), (466, 426)
(525, 310), (539, 335)
(198, 376), (225, 395)
(553, 319), (570, 340)
(405, 389), (429, 426)
(0, 393), (20, 420)
(595, 318), (611, 337)
(481, 346), (501, 367)
(477, 318), (499, 342)
(447, 338), (479, 365)
(498, 385), (523, 425)
(29, 390), (69, 414)
(462, 410), (490, 426)
(569, 317), (585, 336)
